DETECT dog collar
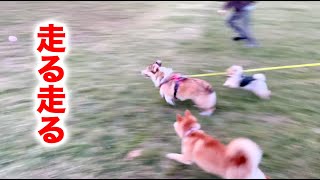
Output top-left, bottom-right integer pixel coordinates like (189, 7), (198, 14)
(184, 126), (201, 138)
(158, 74), (175, 88)
(158, 78), (169, 88)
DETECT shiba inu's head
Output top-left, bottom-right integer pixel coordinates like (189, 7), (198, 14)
(226, 65), (244, 77)
(141, 60), (162, 78)
(174, 110), (201, 138)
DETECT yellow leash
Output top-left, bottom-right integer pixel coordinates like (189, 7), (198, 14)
(186, 63), (320, 78)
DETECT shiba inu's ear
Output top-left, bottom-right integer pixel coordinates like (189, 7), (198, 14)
(176, 113), (183, 122)
(184, 109), (192, 116)
(156, 60), (162, 66)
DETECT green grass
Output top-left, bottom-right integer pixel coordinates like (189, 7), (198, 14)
(0, 1), (320, 179)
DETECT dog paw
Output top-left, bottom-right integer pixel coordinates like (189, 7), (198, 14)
(199, 112), (212, 116)
(199, 109), (213, 116)
(259, 92), (271, 100)
(166, 153), (177, 159)
(166, 99), (176, 106)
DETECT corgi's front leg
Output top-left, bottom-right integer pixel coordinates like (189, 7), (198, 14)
(164, 95), (175, 106)
(159, 88), (165, 98)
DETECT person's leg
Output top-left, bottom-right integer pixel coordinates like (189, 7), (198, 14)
(242, 9), (258, 47)
(227, 11), (248, 41)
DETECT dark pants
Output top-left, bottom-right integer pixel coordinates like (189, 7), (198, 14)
(227, 9), (256, 45)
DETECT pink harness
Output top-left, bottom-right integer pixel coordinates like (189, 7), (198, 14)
(159, 74), (187, 99)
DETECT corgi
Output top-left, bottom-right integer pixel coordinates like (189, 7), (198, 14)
(223, 65), (271, 99)
(141, 60), (217, 116)
(166, 109), (269, 179)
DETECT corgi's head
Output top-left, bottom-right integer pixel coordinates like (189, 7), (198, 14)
(174, 110), (201, 138)
(141, 60), (174, 87)
(226, 65), (244, 77)
(141, 60), (162, 78)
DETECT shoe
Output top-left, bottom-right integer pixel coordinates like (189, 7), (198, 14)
(233, 37), (247, 41)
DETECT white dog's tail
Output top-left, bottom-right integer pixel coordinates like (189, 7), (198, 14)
(253, 74), (266, 82)
(225, 138), (263, 179)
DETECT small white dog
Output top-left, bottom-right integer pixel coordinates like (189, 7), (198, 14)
(223, 65), (271, 99)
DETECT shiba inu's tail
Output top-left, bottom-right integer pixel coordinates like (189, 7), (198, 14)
(225, 138), (263, 179)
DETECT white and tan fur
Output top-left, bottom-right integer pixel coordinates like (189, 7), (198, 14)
(141, 60), (217, 116)
(223, 65), (271, 99)
(166, 110), (269, 179)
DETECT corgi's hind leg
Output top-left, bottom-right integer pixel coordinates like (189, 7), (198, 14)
(193, 92), (217, 116)
(193, 105), (215, 116)
(199, 108), (215, 116)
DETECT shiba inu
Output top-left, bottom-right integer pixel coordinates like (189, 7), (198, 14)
(223, 65), (271, 99)
(141, 60), (217, 116)
(166, 110), (269, 179)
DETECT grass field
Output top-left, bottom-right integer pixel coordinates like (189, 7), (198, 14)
(0, 1), (320, 179)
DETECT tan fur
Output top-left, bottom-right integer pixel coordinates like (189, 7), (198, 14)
(166, 110), (268, 179)
(141, 61), (217, 116)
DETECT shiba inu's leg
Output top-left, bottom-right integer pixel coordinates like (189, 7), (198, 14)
(164, 95), (175, 106)
(166, 153), (193, 165)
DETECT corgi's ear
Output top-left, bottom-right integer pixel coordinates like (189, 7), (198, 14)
(184, 109), (192, 116)
(156, 60), (162, 66)
(176, 114), (183, 122)
(153, 65), (159, 73)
